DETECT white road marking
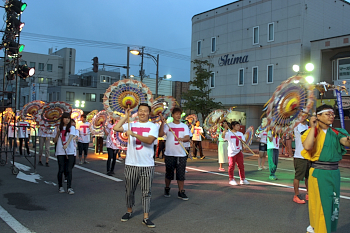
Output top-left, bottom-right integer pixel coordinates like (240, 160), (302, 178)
(155, 161), (350, 200)
(48, 156), (122, 182)
(16, 171), (42, 183)
(0, 205), (32, 233)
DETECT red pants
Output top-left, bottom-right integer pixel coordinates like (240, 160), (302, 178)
(228, 151), (245, 180)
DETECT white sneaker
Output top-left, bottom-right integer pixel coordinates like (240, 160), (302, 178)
(306, 225), (314, 233)
(67, 188), (75, 195)
(58, 187), (65, 193)
(229, 179), (238, 186)
(240, 179), (250, 185)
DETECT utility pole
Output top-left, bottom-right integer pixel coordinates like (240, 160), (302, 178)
(140, 46), (144, 82)
(126, 47), (130, 79)
(155, 54), (159, 98)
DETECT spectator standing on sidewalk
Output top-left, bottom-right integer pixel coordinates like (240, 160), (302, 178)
(104, 118), (119, 176)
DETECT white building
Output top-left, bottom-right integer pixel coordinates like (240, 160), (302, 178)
(191, 0), (350, 128)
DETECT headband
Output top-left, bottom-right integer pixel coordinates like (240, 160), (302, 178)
(316, 109), (334, 115)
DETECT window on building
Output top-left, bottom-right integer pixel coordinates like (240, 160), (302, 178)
(210, 72), (215, 88)
(66, 92), (75, 102)
(238, 68), (244, 86)
(86, 93), (96, 102)
(252, 66), (258, 84)
(47, 78), (52, 85)
(38, 63), (44, 71)
(253, 26), (259, 45)
(211, 37), (216, 53)
(30, 62), (35, 68)
(47, 64), (53, 72)
(268, 23), (274, 42)
(338, 57), (350, 80)
(20, 60), (27, 65)
(267, 65), (273, 83)
(100, 75), (110, 83)
(49, 93), (52, 101)
(197, 40), (202, 55)
(57, 92), (60, 101)
(100, 94), (104, 102)
(53, 92), (56, 101)
(38, 77), (44, 83)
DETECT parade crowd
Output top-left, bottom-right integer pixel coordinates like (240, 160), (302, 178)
(4, 103), (349, 233)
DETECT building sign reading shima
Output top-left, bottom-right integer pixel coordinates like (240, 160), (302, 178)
(218, 54), (249, 66)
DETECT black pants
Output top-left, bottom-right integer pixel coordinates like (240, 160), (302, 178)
(19, 138), (30, 155)
(78, 142), (89, 159)
(57, 155), (75, 189)
(107, 148), (118, 172)
(31, 136), (36, 148)
(156, 140), (166, 158)
(193, 141), (204, 158)
(95, 136), (103, 153)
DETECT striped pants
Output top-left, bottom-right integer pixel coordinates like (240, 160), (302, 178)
(124, 165), (154, 213)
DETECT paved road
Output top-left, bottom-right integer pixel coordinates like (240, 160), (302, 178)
(1, 145), (350, 233)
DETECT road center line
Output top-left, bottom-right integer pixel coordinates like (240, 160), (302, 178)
(0, 205), (32, 233)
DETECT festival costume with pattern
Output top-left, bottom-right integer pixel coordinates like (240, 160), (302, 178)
(301, 127), (349, 233)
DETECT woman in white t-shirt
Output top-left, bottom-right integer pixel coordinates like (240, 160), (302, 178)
(53, 112), (77, 195)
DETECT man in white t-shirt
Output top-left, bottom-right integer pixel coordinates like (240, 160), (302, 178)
(267, 130), (281, 180)
(38, 126), (54, 167)
(293, 120), (310, 204)
(77, 114), (91, 164)
(17, 118), (30, 156)
(159, 107), (190, 200)
(191, 120), (204, 159)
(113, 103), (158, 228)
(223, 121), (250, 186)
(8, 118), (17, 154)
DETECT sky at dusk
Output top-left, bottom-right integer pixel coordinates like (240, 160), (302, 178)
(17, 0), (237, 82)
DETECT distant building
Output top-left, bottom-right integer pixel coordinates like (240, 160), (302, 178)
(191, 0), (350, 128)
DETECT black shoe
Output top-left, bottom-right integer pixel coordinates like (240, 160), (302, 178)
(164, 187), (171, 198)
(111, 171), (115, 175)
(142, 218), (155, 228)
(121, 212), (132, 222)
(107, 171), (113, 176)
(38, 161), (43, 166)
(46, 162), (49, 167)
(200, 156), (205, 160)
(178, 190), (189, 201)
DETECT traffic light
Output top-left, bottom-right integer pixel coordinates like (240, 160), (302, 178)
(6, 14), (25, 34)
(18, 64), (35, 79)
(92, 57), (98, 73)
(3, 40), (24, 56)
(5, 0), (27, 15)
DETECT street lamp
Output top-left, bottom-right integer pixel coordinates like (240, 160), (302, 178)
(130, 49), (160, 97)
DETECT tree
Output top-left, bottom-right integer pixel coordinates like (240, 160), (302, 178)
(182, 59), (223, 122)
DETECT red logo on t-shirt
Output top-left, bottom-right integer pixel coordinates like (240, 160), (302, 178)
(20, 123), (27, 132)
(194, 128), (201, 135)
(80, 125), (89, 134)
(171, 128), (184, 145)
(131, 127), (151, 150)
(231, 135), (242, 149)
(61, 130), (66, 143)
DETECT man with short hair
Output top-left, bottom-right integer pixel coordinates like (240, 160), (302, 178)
(114, 103), (158, 228)
(293, 119), (309, 204)
(77, 114), (91, 164)
(302, 105), (350, 233)
(159, 107), (190, 200)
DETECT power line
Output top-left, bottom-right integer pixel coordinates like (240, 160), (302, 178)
(20, 32), (191, 61)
